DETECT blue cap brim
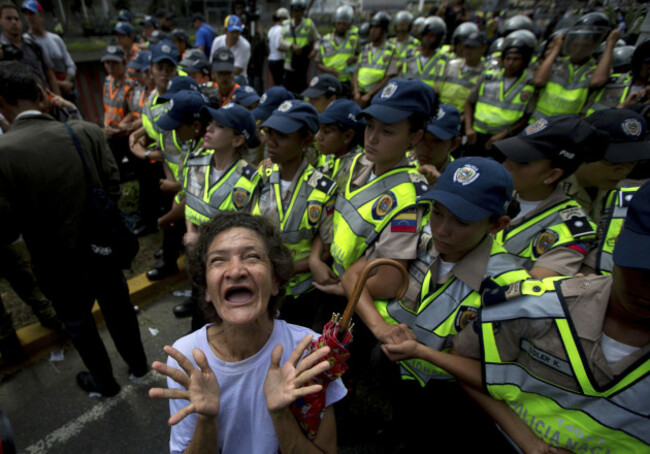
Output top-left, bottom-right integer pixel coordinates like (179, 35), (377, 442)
(101, 55), (124, 63)
(426, 124), (455, 141)
(156, 113), (183, 131)
(420, 188), (493, 222)
(253, 105), (273, 121)
(613, 228), (650, 270)
(261, 114), (302, 134)
(300, 87), (326, 99)
(201, 106), (234, 128)
(358, 104), (410, 124)
(152, 55), (178, 65)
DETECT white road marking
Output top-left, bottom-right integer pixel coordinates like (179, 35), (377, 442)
(23, 371), (164, 454)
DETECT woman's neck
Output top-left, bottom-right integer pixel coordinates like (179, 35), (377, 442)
(279, 155), (303, 181)
(207, 318), (274, 362)
(374, 156), (404, 177)
(212, 149), (238, 170)
(518, 184), (555, 202)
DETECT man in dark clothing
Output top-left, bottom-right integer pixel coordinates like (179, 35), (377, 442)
(0, 61), (147, 396)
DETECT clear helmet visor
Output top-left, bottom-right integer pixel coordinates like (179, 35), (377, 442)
(562, 29), (607, 59)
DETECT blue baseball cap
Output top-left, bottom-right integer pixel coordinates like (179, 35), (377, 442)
(232, 86), (261, 107)
(201, 103), (260, 148)
(319, 99), (364, 129)
(127, 50), (152, 71)
(212, 47), (235, 73)
(252, 86), (295, 121)
(20, 0), (42, 13)
(613, 181), (650, 270)
(358, 78), (438, 124)
(585, 109), (650, 163)
(156, 90), (208, 131)
(180, 49), (210, 73)
(113, 22), (134, 35)
(117, 9), (132, 22)
(140, 15), (158, 27)
(262, 100), (319, 134)
(150, 39), (179, 65)
(101, 45), (126, 63)
(225, 15), (243, 32)
(300, 74), (342, 99)
(421, 157), (514, 222)
(158, 76), (200, 102)
(427, 104), (461, 140)
(149, 30), (171, 45)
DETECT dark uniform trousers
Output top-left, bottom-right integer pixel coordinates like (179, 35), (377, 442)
(34, 257), (147, 390)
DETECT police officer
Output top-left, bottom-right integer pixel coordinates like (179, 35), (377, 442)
(300, 73), (341, 114)
(452, 180), (650, 453)
(562, 109), (650, 223)
(113, 22), (140, 80)
(315, 5), (358, 95)
(582, 45), (636, 116)
(379, 157), (529, 452)
(410, 103), (460, 174)
(437, 30), (487, 118)
(278, 0), (320, 94)
(179, 48), (212, 86)
(464, 31), (536, 157)
(532, 12), (620, 121)
(389, 10), (420, 61)
(400, 16), (447, 89)
(121, 50), (153, 134)
(494, 115), (609, 279)
(102, 45), (133, 178)
(352, 11), (398, 108)
(206, 47), (240, 106)
(253, 100), (337, 329)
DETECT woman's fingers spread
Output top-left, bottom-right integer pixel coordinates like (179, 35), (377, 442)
(168, 404), (196, 426)
(152, 361), (190, 388)
(163, 345), (196, 376)
(149, 387), (189, 400)
(297, 345), (331, 373)
(289, 334), (314, 366)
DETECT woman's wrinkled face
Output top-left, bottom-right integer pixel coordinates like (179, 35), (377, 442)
(204, 227), (279, 326)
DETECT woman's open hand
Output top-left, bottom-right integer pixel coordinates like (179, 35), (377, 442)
(149, 346), (221, 426)
(264, 334), (332, 413)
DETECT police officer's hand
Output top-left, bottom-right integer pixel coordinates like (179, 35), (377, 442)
(310, 258), (339, 286)
(360, 93), (372, 108)
(606, 29), (622, 48)
(147, 149), (163, 162)
(292, 44), (302, 55)
(313, 281), (346, 296)
(183, 230), (199, 248)
(353, 91), (362, 107)
(485, 129), (508, 149)
(619, 89), (647, 108)
(159, 178), (180, 194)
(417, 164), (441, 186)
(346, 56), (357, 66)
(547, 33), (564, 54)
(465, 125), (477, 145)
(376, 323), (416, 347)
(104, 124), (122, 138)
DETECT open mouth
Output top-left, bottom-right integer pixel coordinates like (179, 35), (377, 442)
(224, 285), (255, 305)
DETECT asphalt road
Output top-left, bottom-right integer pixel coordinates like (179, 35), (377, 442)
(0, 288), (399, 454)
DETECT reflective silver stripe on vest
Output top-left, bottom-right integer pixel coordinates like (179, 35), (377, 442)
(501, 209), (565, 255)
(481, 291), (564, 322)
(486, 362), (650, 445)
(185, 158), (242, 219)
(389, 250), (524, 345)
(336, 171), (414, 241)
(549, 70), (591, 89)
(160, 131), (181, 164)
(289, 276), (314, 296)
(444, 60), (481, 89)
(268, 171), (317, 245)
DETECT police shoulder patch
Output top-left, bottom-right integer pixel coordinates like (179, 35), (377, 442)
(409, 172), (430, 196)
(308, 170), (336, 194)
(372, 191), (397, 220)
(307, 201), (323, 226)
(390, 208), (417, 233)
(454, 305), (479, 332)
(232, 187), (251, 210)
(533, 229), (559, 257)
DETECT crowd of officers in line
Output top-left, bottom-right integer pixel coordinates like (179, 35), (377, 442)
(89, 2), (650, 452)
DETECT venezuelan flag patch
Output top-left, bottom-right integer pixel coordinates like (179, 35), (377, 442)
(391, 211), (417, 233)
(567, 243), (589, 256)
(325, 198), (335, 215)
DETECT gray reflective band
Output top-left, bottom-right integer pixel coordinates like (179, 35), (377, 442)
(288, 275), (314, 296)
(186, 154), (212, 166)
(386, 299), (416, 326)
(481, 291), (564, 322)
(400, 360), (453, 383)
(521, 339), (573, 376)
(485, 363), (650, 444)
(500, 210), (564, 255)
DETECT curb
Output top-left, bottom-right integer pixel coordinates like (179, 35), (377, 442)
(5, 258), (189, 369)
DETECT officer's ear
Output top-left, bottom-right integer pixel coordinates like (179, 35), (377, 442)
(449, 136), (461, 153)
(544, 167), (564, 186)
(408, 128), (424, 148)
(232, 132), (246, 149)
(343, 128), (355, 145)
(489, 215), (510, 235)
